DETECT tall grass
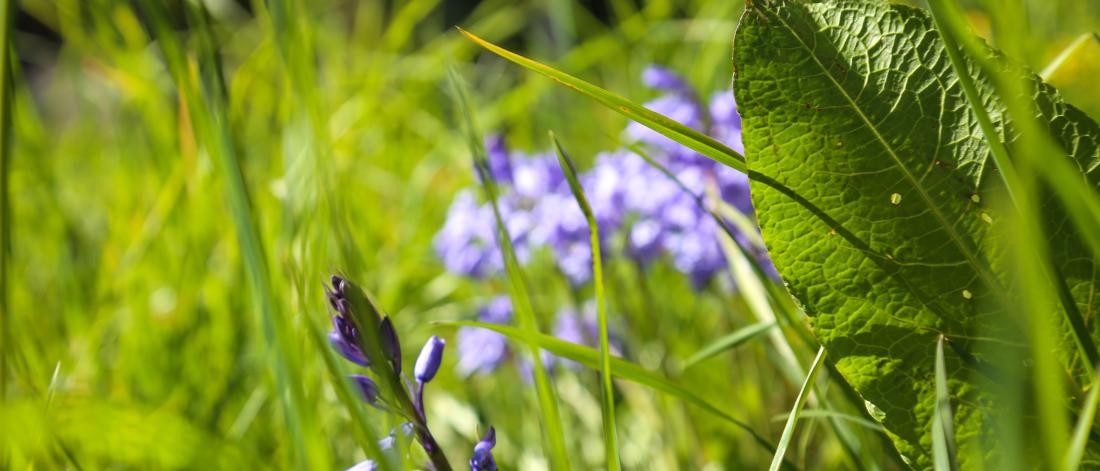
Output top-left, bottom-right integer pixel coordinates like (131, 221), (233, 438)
(0, 0), (1096, 469)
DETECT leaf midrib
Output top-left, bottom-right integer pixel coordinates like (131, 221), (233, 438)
(762, 3), (1002, 296)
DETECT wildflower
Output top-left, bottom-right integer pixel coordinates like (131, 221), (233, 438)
(350, 374), (380, 406)
(380, 316), (401, 371)
(346, 460), (377, 471)
(469, 427), (498, 471)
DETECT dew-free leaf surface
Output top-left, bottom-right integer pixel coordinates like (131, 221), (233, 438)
(734, 0), (1100, 467)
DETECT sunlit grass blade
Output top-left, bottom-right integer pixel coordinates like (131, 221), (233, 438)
(927, 0), (1100, 378)
(1041, 32), (1100, 81)
(1063, 369), (1100, 470)
(141, 3), (314, 468)
(770, 347), (825, 471)
(681, 321), (775, 369)
(0, 0), (11, 402)
(551, 132), (619, 470)
(447, 68), (571, 470)
(632, 143), (878, 471)
(770, 410), (884, 433)
(456, 27), (747, 173)
(442, 320), (801, 471)
(932, 335), (958, 471)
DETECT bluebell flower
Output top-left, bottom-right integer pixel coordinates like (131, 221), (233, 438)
(436, 65), (779, 292)
(415, 336), (446, 383)
(469, 426), (498, 471)
(346, 460), (377, 471)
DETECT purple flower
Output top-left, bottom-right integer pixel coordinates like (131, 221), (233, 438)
(434, 190), (501, 278)
(380, 316), (401, 371)
(469, 426), (498, 471)
(350, 374), (380, 406)
(456, 297), (513, 376)
(415, 336), (446, 383)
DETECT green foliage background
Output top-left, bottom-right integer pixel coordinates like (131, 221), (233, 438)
(0, 0), (1097, 469)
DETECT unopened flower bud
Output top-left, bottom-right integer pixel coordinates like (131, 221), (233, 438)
(350, 374), (380, 406)
(380, 316), (401, 371)
(414, 336), (445, 383)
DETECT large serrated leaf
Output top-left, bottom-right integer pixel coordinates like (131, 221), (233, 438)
(734, 0), (1100, 467)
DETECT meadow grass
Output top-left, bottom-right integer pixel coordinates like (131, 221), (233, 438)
(1, 0), (1098, 469)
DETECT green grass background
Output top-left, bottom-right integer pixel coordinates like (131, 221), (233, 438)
(1, 0), (1098, 469)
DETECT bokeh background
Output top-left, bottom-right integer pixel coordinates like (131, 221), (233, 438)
(2, 0), (1098, 469)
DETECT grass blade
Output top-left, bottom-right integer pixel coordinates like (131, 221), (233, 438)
(769, 347), (825, 471)
(442, 320), (801, 471)
(932, 335), (958, 471)
(926, 0), (1100, 378)
(770, 410), (884, 433)
(456, 27), (747, 173)
(0, 0), (12, 403)
(681, 321), (776, 369)
(550, 132), (619, 470)
(1040, 33), (1100, 81)
(141, 3), (314, 468)
(448, 68), (571, 470)
(1063, 370), (1100, 470)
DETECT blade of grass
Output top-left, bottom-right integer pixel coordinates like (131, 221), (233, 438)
(456, 27), (747, 173)
(681, 321), (776, 369)
(1040, 32), (1100, 81)
(770, 347), (826, 471)
(0, 0), (12, 404)
(770, 410), (884, 433)
(932, 335), (959, 471)
(1063, 369), (1100, 470)
(631, 143), (879, 471)
(442, 320), (801, 471)
(927, 0), (1100, 379)
(550, 132), (619, 470)
(448, 68), (570, 470)
(141, 3), (313, 468)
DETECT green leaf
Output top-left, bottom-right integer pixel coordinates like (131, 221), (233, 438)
(441, 320), (802, 471)
(734, 0), (1100, 467)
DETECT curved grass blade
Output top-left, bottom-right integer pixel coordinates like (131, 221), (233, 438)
(681, 321), (776, 369)
(442, 320), (802, 471)
(770, 410), (884, 433)
(927, 0), (1100, 377)
(1041, 33), (1100, 81)
(141, 4), (315, 468)
(932, 336), (958, 471)
(551, 132), (619, 470)
(0, 0), (12, 401)
(1063, 369), (1100, 470)
(456, 27), (747, 173)
(447, 68), (570, 470)
(770, 347), (825, 471)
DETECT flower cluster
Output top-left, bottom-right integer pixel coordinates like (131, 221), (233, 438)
(434, 65), (776, 288)
(325, 275), (497, 471)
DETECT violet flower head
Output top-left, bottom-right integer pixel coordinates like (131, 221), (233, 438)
(469, 427), (498, 471)
(415, 335), (446, 383)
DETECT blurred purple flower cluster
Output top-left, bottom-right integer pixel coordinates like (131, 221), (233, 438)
(435, 65), (775, 287)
